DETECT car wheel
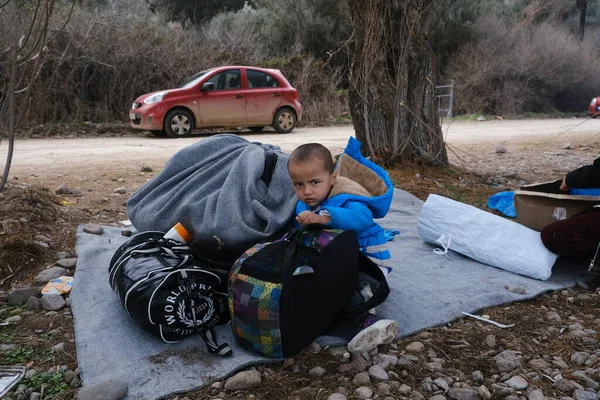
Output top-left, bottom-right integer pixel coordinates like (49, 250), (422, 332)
(249, 126), (265, 132)
(165, 109), (194, 138)
(272, 108), (296, 133)
(149, 130), (167, 137)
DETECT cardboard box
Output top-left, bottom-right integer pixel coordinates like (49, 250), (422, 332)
(514, 180), (600, 232)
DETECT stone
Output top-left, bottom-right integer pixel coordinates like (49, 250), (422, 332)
(51, 342), (65, 352)
(76, 378), (128, 400)
(114, 187), (126, 194)
(55, 258), (77, 268)
(406, 341), (425, 353)
(352, 372), (371, 386)
(2, 219), (22, 234)
(5, 315), (22, 324)
(561, 143), (573, 150)
(309, 342), (322, 354)
(70, 377), (81, 388)
(7, 288), (40, 305)
(435, 378), (450, 391)
(495, 144), (507, 153)
(571, 352), (590, 366)
(494, 350), (521, 372)
(505, 376), (528, 390)
(377, 382), (392, 395)
(40, 295), (65, 311)
(553, 360), (569, 369)
(26, 297), (41, 310)
(63, 370), (78, 385)
(571, 371), (599, 390)
(308, 366), (326, 377)
(83, 224), (104, 235)
(546, 311), (562, 322)
(368, 365), (389, 382)
(327, 394), (347, 400)
(478, 116), (487, 122)
(399, 384), (413, 395)
(30, 393), (42, 400)
(478, 386), (492, 400)
(55, 184), (72, 195)
(448, 388), (481, 400)
(472, 370), (484, 384)
(34, 267), (67, 285)
(224, 370), (262, 391)
(397, 354), (419, 372)
(355, 386), (373, 399)
(338, 355), (369, 374)
(484, 335), (497, 348)
(430, 396), (447, 400)
(57, 251), (71, 259)
(121, 230), (132, 237)
(572, 389), (597, 400)
(553, 379), (583, 394)
(529, 359), (550, 369)
(528, 390), (545, 400)
(410, 390), (426, 400)
(282, 358), (295, 369)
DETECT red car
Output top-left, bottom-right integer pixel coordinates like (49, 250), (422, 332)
(590, 96), (600, 117)
(129, 66), (303, 137)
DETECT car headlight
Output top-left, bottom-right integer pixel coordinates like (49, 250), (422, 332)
(592, 98), (597, 106)
(144, 92), (166, 105)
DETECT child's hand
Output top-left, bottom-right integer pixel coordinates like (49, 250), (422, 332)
(296, 211), (331, 226)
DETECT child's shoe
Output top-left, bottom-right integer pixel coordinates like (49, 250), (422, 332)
(347, 313), (398, 354)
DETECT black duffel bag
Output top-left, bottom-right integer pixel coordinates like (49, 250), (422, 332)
(109, 231), (232, 356)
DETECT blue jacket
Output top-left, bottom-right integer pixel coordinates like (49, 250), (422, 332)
(296, 137), (395, 272)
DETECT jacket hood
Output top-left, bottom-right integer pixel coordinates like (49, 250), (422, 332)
(328, 137), (393, 218)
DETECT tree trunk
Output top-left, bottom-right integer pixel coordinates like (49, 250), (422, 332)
(577, 0), (587, 40)
(347, 0), (448, 167)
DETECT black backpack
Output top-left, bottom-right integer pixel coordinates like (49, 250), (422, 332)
(109, 231), (232, 356)
(228, 227), (390, 358)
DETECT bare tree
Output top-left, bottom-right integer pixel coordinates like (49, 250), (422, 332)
(0, 0), (75, 192)
(346, 0), (448, 167)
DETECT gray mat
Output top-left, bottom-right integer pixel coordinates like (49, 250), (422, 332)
(71, 190), (596, 400)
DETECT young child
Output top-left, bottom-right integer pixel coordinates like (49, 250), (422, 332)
(287, 137), (398, 354)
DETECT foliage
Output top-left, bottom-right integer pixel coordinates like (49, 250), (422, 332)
(22, 372), (69, 396)
(1, 346), (35, 364)
(150, 0), (245, 27)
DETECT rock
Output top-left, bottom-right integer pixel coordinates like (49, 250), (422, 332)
(484, 335), (497, 348)
(70, 377), (81, 388)
(140, 165), (153, 172)
(561, 143), (573, 150)
(571, 371), (599, 390)
(338, 356), (369, 374)
(51, 342), (65, 352)
(435, 378), (450, 391)
(121, 230), (132, 237)
(406, 341), (425, 353)
(553, 359), (569, 369)
(505, 376), (528, 390)
(529, 359), (550, 369)
(40, 295), (65, 311)
(546, 311), (562, 322)
(352, 372), (371, 386)
(448, 388), (481, 400)
(478, 386), (492, 400)
(309, 342), (322, 354)
(2, 219), (22, 234)
(553, 379), (583, 394)
(308, 366), (326, 377)
(48, 328), (62, 337)
(34, 267), (67, 285)
(494, 350), (521, 372)
(368, 365), (389, 382)
(430, 396), (447, 400)
(572, 389), (597, 400)
(76, 378), (128, 400)
(57, 251), (71, 259)
(478, 116), (487, 121)
(410, 390), (426, 400)
(83, 224), (104, 235)
(30, 392), (41, 400)
(397, 354), (419, 372)
(399, 384), (413, 395)
(282, 358), (295, 369)
(528, 390), (545, 400)
(506, 285), (526, 294)
(25, 369), (37, 379)
(26, 297), (41, 310)
(5, 315), (22, 324)
(114, 187), (126, 194)
(55, 184), (72, 195)
(377, 382), (392, 395)
(63, 370), (78, 385)
(55, 258), (77, 268)
(7, 288), (40, 305)
(571, 352), (590, 366)
(355, 387), (373, 399)
(327, 394), (347, 400)
(224, 370), (262, 391)
(472, 370), (484, 384)
(495, 144), (507, 153)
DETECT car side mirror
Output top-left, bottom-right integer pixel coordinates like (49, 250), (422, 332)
(201, 82), (215, 91)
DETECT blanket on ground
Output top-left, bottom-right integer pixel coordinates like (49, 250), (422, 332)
(71, 189), (596, 400)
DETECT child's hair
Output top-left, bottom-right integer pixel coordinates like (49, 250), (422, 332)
(288, 143), (334, 174)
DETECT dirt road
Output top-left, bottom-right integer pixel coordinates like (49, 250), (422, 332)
(3, 118), (600, 180)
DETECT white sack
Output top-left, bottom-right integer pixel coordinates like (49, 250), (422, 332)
(417, 194), (557, 280)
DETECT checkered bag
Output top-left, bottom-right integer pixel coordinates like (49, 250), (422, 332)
(228, 228), (361, 358)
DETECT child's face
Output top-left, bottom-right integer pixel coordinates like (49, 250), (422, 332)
(288, 158), (336, 208)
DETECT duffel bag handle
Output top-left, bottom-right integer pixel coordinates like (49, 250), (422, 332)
(343, 253), (390, 319)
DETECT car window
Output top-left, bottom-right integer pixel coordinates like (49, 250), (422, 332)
(247, 70), (279, 89)
(205, 69), (241, 91)
(178, 69), (211, 88)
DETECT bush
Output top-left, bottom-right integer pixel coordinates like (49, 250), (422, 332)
(446, 17), (600, 115)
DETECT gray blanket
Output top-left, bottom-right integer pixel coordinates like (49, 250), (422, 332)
(127, 134), (297, 250)
(71, 190), (596, 400)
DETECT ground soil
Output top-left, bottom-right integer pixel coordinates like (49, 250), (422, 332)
(1, 119), (599, 400)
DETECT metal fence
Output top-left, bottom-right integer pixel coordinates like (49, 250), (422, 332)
(436, 80), (454, 118)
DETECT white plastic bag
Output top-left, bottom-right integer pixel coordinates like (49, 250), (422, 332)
(417, 194), (557, 280)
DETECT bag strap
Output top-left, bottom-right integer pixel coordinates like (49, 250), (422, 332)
(199, 327), (232, 357)
(343, 253), (390, 318)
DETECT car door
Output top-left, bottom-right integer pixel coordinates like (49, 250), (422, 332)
(244, 69), (283, 125)
(197, 69), (246, 126)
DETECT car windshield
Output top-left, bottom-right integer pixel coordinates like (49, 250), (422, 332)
(177, 70), (212, 88)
